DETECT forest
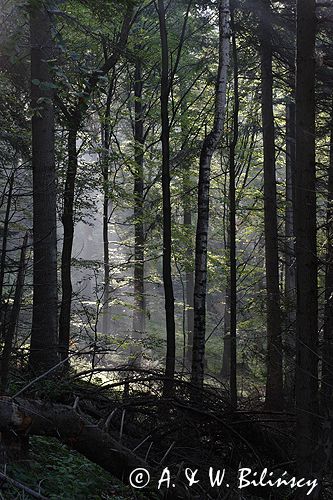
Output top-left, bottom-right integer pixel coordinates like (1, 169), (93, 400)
(0, 0), (332, 498)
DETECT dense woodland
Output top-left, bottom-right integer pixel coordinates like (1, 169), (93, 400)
(0, 0), (333, 498)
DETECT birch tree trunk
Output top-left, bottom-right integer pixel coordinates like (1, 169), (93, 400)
(191, 0), (230, 389)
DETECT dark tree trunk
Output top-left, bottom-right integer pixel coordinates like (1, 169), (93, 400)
(57, 7), (133, 360)
(0, 173), (14, 337)
(0, 173), (14, 305)
(221, 279), (231, 377)
(1, 233), (28, 393)
(295, 0), (318, 480)
(259, 3), (283, 410)
(157, 0), (176, 394)
(284, 100), (296, 402)
(0, 397), (146, 482)
(59, 122), (79, 361)
(29, 2), (59, 371)
(229, 11), (239, 407)
(191, 0), (230, 389)
(132, 57), (146, 366)
(320, 102), (333, 470)
(102, 80), (114, 336)
(180, 91), (194, 368)
(184, 207), (194, 369)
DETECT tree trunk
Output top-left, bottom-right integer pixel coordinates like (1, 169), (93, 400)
(0, 397), (146, 482)
(157, 0), (176, 394)
(29, 2), (59, 372)
(284, 100), (296, 403)
(295, 0), (318, 481)
(191, 0), (230, 389)
(0, 173), (14, 337)
(184, 206), (194, 369)
(132, 56), (146, 366)
(320, 101), (333, 471)
(221, 279), (231, 378)
(57, 7), (133, 360)
(180, 90), (194, 369)
(102, 81), (114, 336)
(0, 173), (14, 304)
(59, 122), (79, 361)
(259, 2), (284, 410)
(1, 233), (28, 394)
(228, 11), (239, 408)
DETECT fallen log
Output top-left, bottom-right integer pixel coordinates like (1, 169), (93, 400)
(0, 396), (148, 484)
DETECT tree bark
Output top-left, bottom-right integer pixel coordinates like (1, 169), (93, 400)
(101, 80), (114, 336)
(320, 101), (333, 471)
(0, 173), (14, 337)
(0, 173), (14, 305)
(1, 233), (28, 394)
(132, 56), (146, 366)
(157, 0), (176, 394)
(221, 279), (231, 377)
(259, 1), (284, 411)
(29, 2), (59, 372)
(0, 397), (147, 482)
(59, 122), (79, 361)
(191, 0), (230, 389)
(229, 10), (239, 408)
(184, 212), (194, 369)
(295, 0), (318, 481)
(180, 90), (194, 369)
(284, 100), (296, 402)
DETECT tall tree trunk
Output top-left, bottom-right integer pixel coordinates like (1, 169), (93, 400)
(0, 173), (14, 337)
(221, 277), (231, 377)
(259, 3), (283, 410)
(59, 121), (79, 361)
(295, 0), (318, 481)
(229, 10), (239, 407)
(180, 90), (194, 368)
(29, 2), (59, 371)
(0, 173), (14, 304)
(157, 0), (176, 394)
(132, 56), (146, 366)
(57, 7), (133, 360)
(191, 0), (230, 389)
(184, 206), (194, 369)
(102, 80), (114, 336)
(102, 151), (111, 336)
(284, 100), (296, 402)
(320, 102), (333, 471)
(1, 233), (28, 393)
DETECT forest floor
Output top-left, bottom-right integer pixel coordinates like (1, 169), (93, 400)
(1, 366), (301, 500)
(6, 436), (136, 500)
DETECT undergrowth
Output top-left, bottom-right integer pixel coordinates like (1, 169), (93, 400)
(2, 436), (136, 499)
